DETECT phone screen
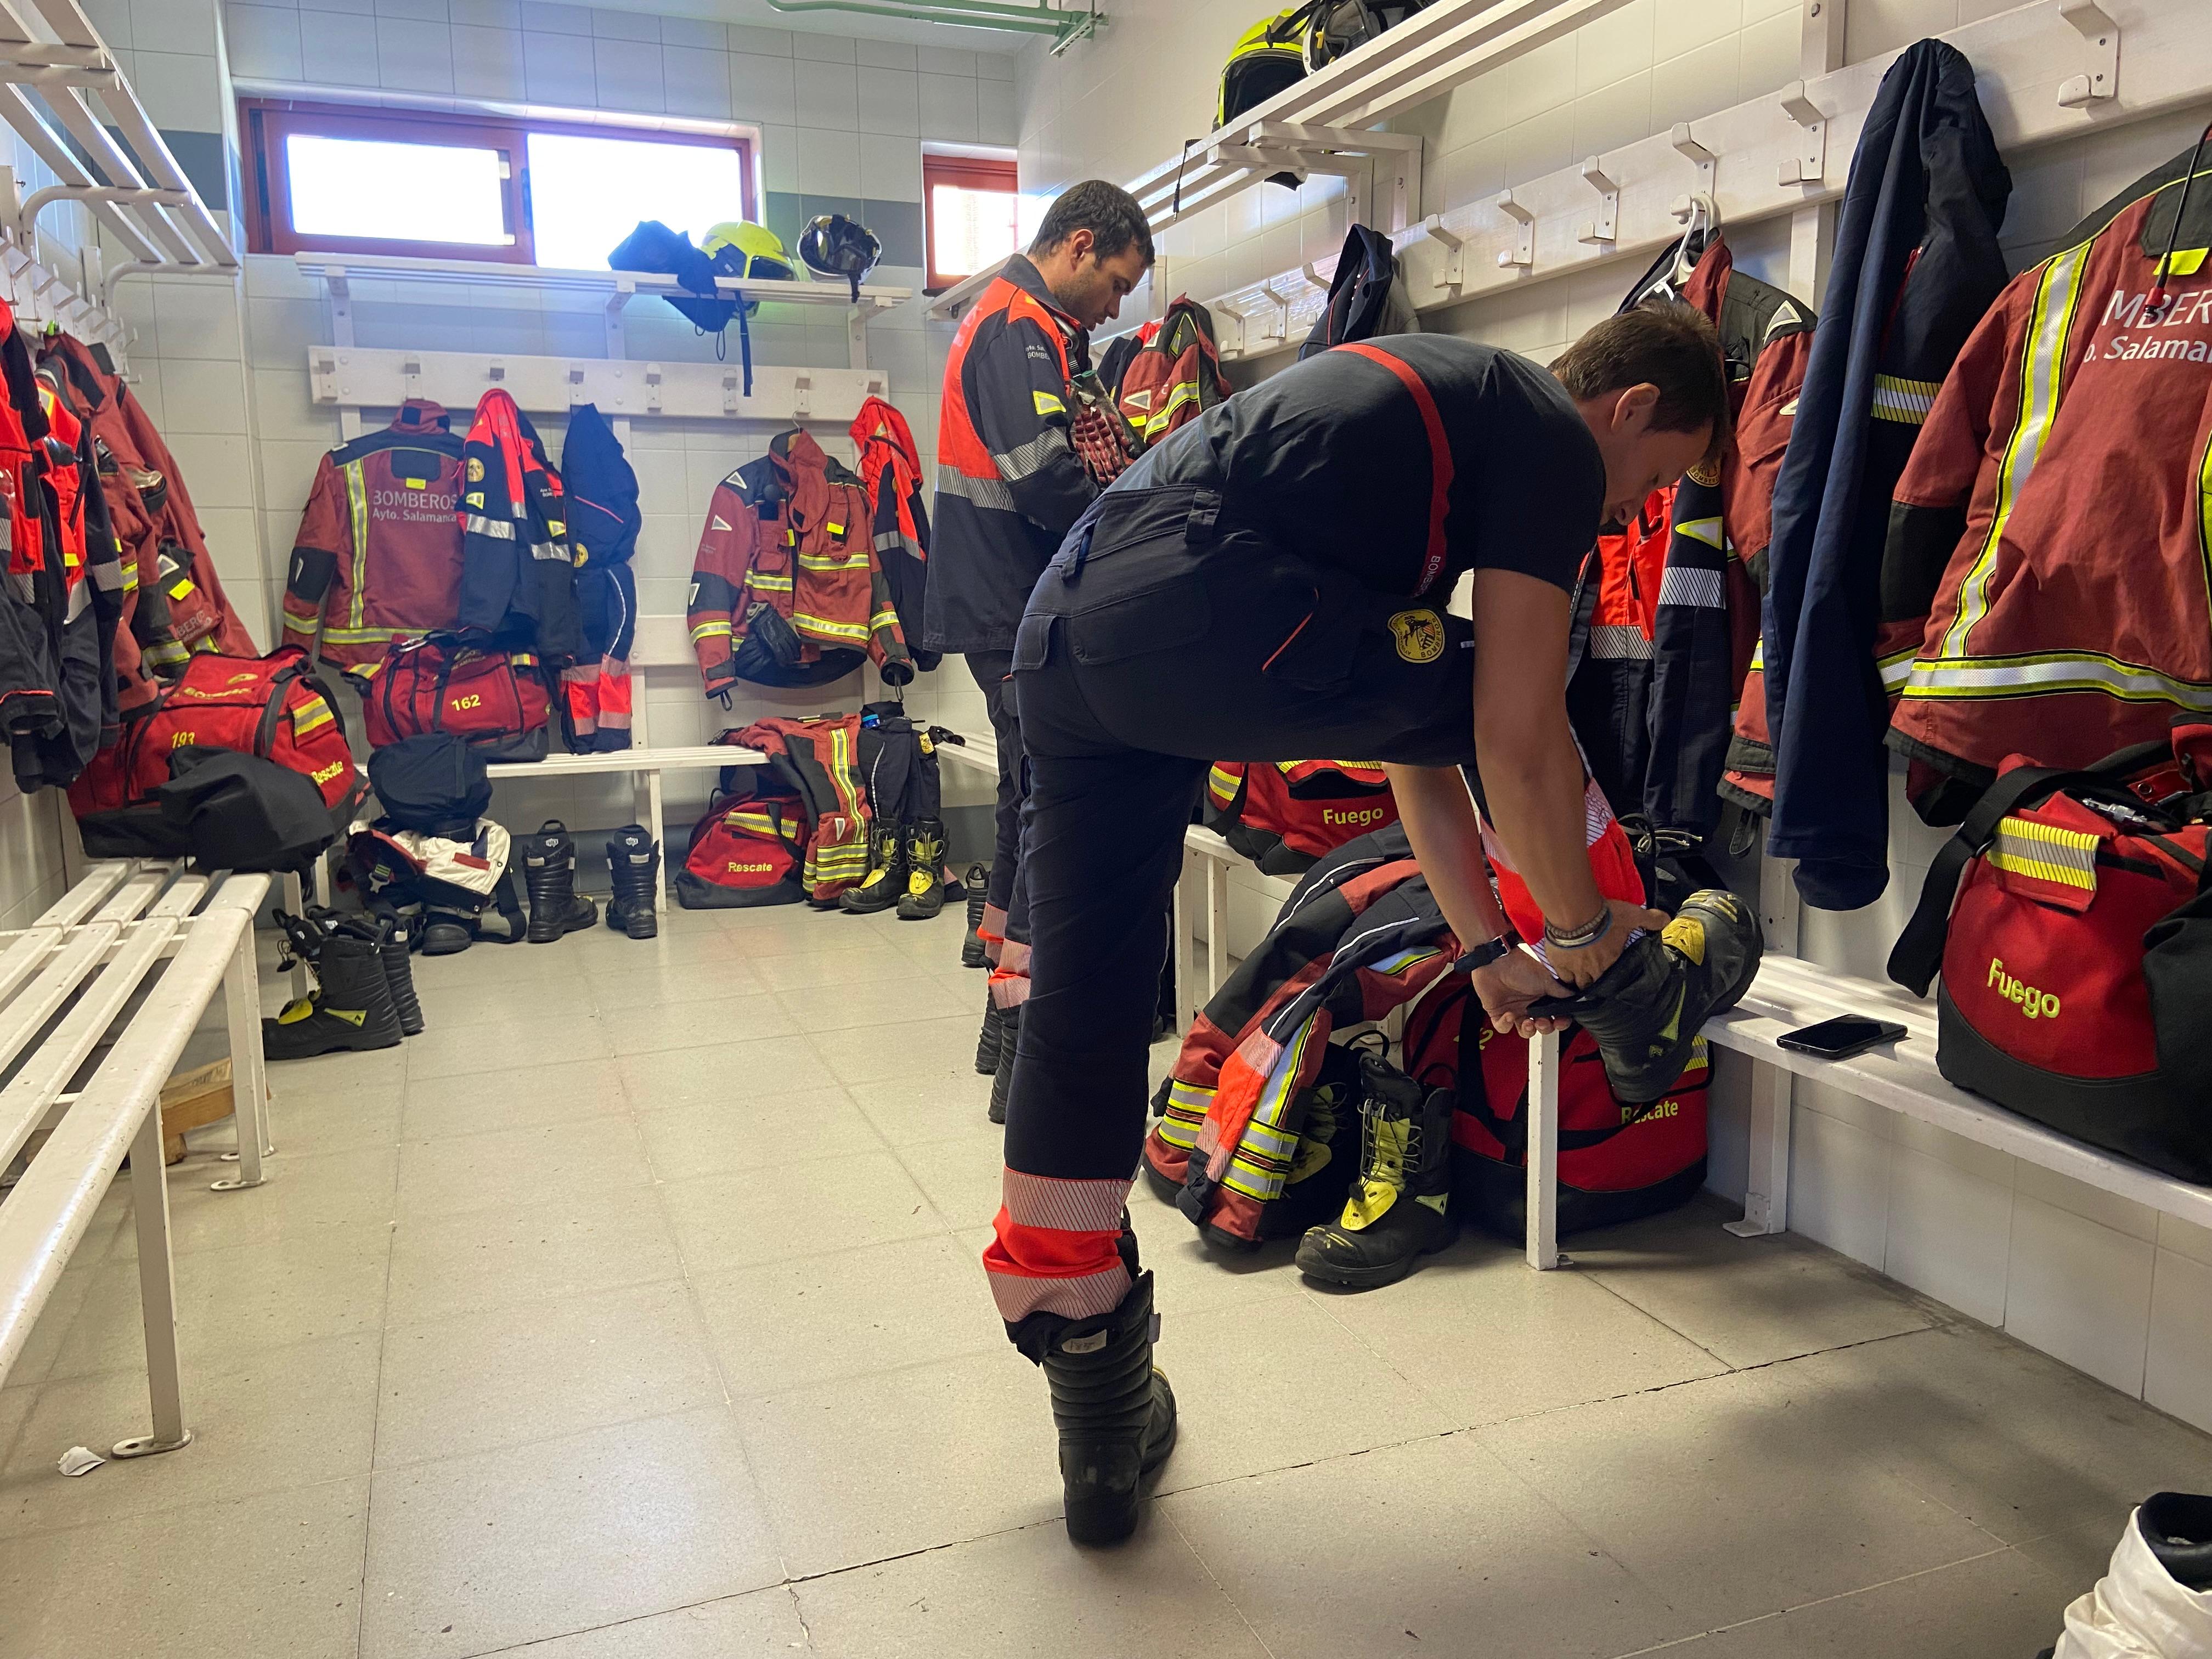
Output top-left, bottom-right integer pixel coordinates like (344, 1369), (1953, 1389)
(1778, 1015), (1905, 1058)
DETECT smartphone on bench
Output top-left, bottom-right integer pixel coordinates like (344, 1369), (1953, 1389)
(1776, 1015), (1908, 1060)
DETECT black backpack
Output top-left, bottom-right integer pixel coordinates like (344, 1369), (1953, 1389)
(368, 735), (493, 840)
(157, 749), (335, 873)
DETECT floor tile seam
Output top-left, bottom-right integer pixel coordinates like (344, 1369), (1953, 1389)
(1295, 1283), (1494, 1402)
(663, 1215), (956, 1280)
(398, 1107), (636, 1148)
(777, 1513), (1069, 1586)
(1160, 1500), (1285, 1659)
(1595, 1542), (2028, 1658)
(1149, 1424), (1475, 1502)
(1445, 1323), (1943, 1438)
(1571, 1265), (1736, 1373)
(381, 1269), (692, 1337)
(26, 1319), (398, 1398)
(364, 1383), (741, 1479)
(0, 1467), (371, 1548)
(878, 1135), (992, 1234)
(392, 1175), (663, 1228)
(713, 1335), (1009, 1404)
(359, 1150), (404, 1659)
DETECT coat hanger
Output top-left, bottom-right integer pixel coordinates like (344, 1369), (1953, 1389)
(1643, 192), (1720, 303)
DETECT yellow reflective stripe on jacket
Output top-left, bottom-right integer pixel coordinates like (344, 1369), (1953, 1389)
(794, 612), (870, 642)
(1938, 241), (2089, 657)
(745, 571), (794, 592)
(1141, 381), (1201, 438)
(1672, 515), (1724, 550)
(691, 619), (734, 642)
(1990, 813), (2099, 890)
(345, 460), (370, 629)
(797, 551), (872, 571)
(1902, 648), (2212, 708)
(1032, 390), (1065, 417)
(1877, 645), (1917, 690)
(1869, 374), (1943, 425)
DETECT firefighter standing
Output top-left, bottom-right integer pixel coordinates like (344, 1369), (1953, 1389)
(925, 182), (1154, 1115)
(987, 308), (1765, 1546)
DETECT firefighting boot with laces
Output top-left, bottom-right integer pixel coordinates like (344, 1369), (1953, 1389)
(368, 903), (425, 1036)
(1295, 1053), (1455, 1290)
(1039, 1268), (1178, 1546)
(262, 911), (404, 1061)
(988, 1001), (1021, 1124)
(605, 825), (661, 939)
(976, 992), (1007, 1075)
(896, 819), (949, 920)
(1530, 888), (1763, 1104)
(961, 864), (990, 967)
(518, 820), (598, 944)
(839, 820), (907, 915)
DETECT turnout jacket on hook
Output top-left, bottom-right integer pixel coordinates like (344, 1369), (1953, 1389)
(1746, 37), (2011, 909)
(456, 389), (580, 659)
(1887, 144), (2212, 798)
(686, 426), (914, 696)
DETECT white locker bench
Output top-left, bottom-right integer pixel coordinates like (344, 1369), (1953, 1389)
(0, 861), (273, 1462)
(1519, 954), (2212, 1273)
(479, 616), (767, 904)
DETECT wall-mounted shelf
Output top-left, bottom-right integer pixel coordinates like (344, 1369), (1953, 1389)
(1200, 0), (2209, 359)
(293, 251), (911, 374)
(0, 1), (240, 364)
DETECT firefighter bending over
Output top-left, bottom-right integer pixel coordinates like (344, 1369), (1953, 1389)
(988, 305), (1765, 1545)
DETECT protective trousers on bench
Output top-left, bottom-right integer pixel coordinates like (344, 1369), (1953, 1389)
(985, 479), (1480, 1335)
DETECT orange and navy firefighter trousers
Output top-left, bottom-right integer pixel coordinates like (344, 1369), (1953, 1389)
(986, 478), (1483, 1347)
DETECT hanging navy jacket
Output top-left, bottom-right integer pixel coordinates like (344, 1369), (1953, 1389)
(1759, 38), (2010, 910)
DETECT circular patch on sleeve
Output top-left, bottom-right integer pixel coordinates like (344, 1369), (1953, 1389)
(1387, 609), (1446, 664)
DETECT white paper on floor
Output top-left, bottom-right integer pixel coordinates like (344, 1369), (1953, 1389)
(57, 1446), (103, 1477)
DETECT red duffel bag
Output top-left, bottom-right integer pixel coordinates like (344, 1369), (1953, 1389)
(351, 632), (551, 761)
(68, 645), (360, 856)
(1889, 729), (2212, 1182)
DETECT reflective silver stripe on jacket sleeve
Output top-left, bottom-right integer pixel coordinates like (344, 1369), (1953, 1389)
(994, 428), (1073, 483)
(464, 514), (515, 539)
(1656, 566), (1726, 610)
(935, 464), (1016, 513)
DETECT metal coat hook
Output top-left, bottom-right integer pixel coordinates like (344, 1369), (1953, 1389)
(1422, 213), (1466, 290)
(1671, 123), (1717, 199)
(1577, 157), (1620, 247)
(1779, 81), (1826, 185)
(1496, 191), (1535, 270)
(1259, 281), (1293, 338)
(2057, 1), (2119, 109)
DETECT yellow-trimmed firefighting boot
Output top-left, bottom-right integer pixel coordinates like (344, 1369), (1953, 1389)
(896, 819), (949, 920)
(262, 911), (404, 1061)
(1294, 1053), (1455, 1290)
(839, 820), (907, 914)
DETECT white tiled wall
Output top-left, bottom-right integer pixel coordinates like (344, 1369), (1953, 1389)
(1007, 0), (2212, 1430)
(206, 2), (1011, 824)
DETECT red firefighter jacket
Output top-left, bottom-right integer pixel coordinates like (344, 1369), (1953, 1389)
(1566, 235), (1813, 844)
(1109, 295), (1232, 444)
(1887, 145), (2212, 798)
(280, 400), (466, 669)
(687, 427), (913, 696)
(38, 332), (255, 708)
(849, 396), (935, 673)
(731, 714), (871, 900)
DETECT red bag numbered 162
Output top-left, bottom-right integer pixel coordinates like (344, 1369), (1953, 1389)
(1890, 727), (2212, 1182)
(67, 645), (359, 856)
(351, 632), (551, 761)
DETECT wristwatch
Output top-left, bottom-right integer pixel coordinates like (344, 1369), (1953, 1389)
(1452, 934), (1519, 973)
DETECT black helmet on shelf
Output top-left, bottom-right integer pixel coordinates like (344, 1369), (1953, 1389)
(798, 213), (883, 302)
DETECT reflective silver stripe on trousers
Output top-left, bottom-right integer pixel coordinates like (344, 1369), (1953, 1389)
(935, 464), (1016, 513)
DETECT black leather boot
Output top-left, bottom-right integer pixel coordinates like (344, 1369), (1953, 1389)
(369, 902), (425, 1036)
(976, 994), (1006, 1075)
(263, 911), (404, 1060)
(1040, 1269), (1178, 1546)
(1531, 888), (1763, 1103)
(517, 820), (599, 944)
(605, 825), (660, 939)
(961, 864), (990, 967)
(840, 819), (907, 915)
(896, 819), (949, 919)
(988, 1001), (1020, 1125)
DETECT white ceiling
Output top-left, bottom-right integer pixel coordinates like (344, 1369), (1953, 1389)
(589, 0), (1034, 55)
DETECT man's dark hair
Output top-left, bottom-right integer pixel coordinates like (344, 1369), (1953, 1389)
(1552, 300), (1730, 451)
(1030, 180), (1155, 267)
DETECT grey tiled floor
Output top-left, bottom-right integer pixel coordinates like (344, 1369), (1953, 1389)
(4, 899), (2210, 1657)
